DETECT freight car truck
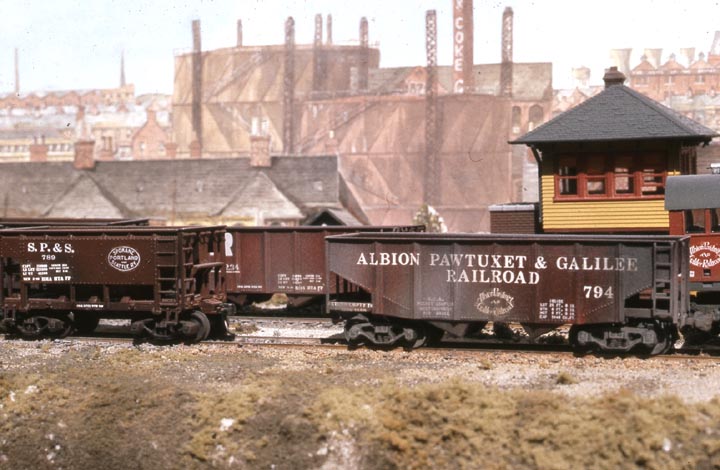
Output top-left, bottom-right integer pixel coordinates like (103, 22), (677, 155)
(326, 233), (689, 355)
(0, 226), (233, 342)
(224, 225), (424, 311)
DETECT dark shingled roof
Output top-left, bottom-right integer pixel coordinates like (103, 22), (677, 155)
(665, 175), (720, 210)
(511, 84), (719, 145)
(0, 156), (340, 221)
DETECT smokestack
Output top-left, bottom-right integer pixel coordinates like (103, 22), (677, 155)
(237, 19), (243, 47)
(452, 0), (474, 94)
(191, 19), (203, 151)
(500, 7), (513, 97)
(425, 10), (439, 206)
(644, 48), (662, 69)
(609, 48), (632, 77)
(314, 14), (322, 47)
(14, 48), (19, 94)
(359, 17), (369, 91)
(313, 14), (325, 93)
(120, 51), (126, 87)
(326, 14), (333, 45)
(283, 17), (296, 154)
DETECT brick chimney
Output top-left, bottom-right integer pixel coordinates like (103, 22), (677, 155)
(250, 135), (271, 167)
(98, 135), (114, 161)
(74, 140), (96, 170)
(189, 139), (202, 158)
(603, 66), (626, 88)
(29, 136), (49, 162)
(164, 142), (178, 159)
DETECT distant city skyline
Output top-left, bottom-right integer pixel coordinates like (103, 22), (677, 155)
(2, 0), (720, 95)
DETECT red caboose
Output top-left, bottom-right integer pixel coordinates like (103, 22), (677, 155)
(666, 174), (720, 339)
(666, 175), (720, 291)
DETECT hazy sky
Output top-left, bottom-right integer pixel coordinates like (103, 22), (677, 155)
(2, 0), (720, 95)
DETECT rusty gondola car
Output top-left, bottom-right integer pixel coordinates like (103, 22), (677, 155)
(224, 225), (424, 310)
(326, 233), (689, 355)
(0, 226), (233, 342)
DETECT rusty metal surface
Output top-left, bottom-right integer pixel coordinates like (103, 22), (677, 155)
(0, 226), (226, 315)
(225, 225), (424, 297)
(327, 233), (688, 326)
(0, 217), (149, 228)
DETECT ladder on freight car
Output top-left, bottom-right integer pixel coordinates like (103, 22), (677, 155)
(155, 236), (195, 309)
(651, 242), (674, 318)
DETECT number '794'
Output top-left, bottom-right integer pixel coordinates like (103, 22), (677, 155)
(584, 285), (614, 299)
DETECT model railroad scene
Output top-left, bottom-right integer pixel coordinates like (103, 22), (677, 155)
(6, 0), (720, 468)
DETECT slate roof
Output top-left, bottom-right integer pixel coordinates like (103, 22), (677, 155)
(512, 84), (719, 145)
(0, 156), (340, 222)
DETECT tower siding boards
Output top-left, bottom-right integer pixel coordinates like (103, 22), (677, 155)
(539, 170), (673, 232)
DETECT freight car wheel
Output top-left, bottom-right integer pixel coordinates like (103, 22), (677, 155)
(72, 313), (100, 335)
(208, 315), (235, 340)
(344, 318), (429, 350)
(568, 325), (595, 355)
(403, 325), (427, 350)
(17, 314), (73, 340)
(646, 321), (676, 356)
(189, 311), (211, 343)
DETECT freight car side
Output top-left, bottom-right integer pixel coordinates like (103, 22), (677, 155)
(0, 226), (233, 342)
(326, 233), (689, 355)
(224, 225), (424, 310)
(666, 174), (720, 342)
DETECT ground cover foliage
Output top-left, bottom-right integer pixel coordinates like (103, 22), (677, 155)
(1, 344), (720, 469)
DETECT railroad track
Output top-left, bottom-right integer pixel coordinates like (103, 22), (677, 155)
(230, 316), (334, 324)
(28, 333), (720, 361)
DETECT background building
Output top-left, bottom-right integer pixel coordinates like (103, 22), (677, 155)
(0, 3), (553, 230)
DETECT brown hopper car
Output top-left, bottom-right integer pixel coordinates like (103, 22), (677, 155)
(0, 226), (232, 342)
(327, 233), (689, 355)
(224, 225), (424, 308)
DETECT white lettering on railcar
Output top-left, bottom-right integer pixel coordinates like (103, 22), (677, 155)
(475, 288), (514, 317)
(539, 299), (576, 322)
(555, 256), (638, 271)
(27, 242), (75, 254)
(21, 263), (71, 282)
(356, 252), (420, 266)
(690, 241), (720, 269)
(108, 246), (141, 272)
(352, 251), (640, 286)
